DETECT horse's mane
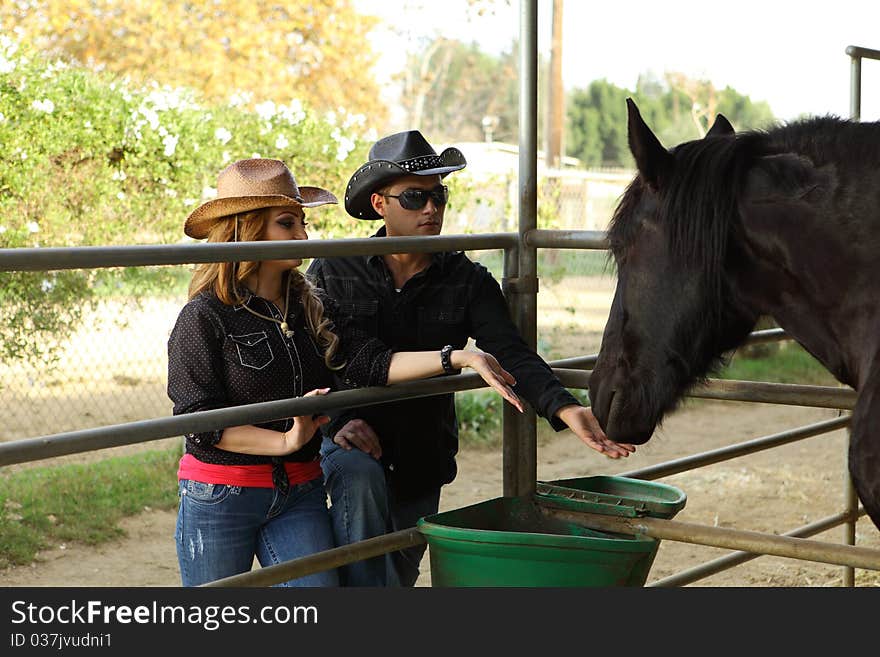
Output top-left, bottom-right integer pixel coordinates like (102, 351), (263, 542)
(608, 134), (757, 327)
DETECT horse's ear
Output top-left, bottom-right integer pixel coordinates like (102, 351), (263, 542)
(706, 114), (735, 138)
(626, 98), (671, 191)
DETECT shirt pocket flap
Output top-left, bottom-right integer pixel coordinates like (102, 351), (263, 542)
(229, 332), (269, 347)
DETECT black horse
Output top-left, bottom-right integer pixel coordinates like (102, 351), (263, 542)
(589, 99), (880, 530)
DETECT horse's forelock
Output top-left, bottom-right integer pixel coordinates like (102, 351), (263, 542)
(660, 135), (759, 326)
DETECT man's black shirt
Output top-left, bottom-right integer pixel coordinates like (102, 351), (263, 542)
(307, 226), (581, 499)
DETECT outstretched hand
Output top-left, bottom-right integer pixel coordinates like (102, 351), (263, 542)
(281, 387), (332, 454)
(556, 404), (636, 459)
(454, 350), (524, 413)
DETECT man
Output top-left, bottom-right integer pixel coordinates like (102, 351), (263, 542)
(307, 130), (635, 586)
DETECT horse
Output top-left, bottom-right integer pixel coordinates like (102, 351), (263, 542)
(588, 98), (880, 530)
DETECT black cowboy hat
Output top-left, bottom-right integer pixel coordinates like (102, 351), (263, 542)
(344, 130), (467, 220)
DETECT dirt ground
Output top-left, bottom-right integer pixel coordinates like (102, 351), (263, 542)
(1, 400), (878, 587)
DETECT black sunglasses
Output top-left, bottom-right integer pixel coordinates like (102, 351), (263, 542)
(382, 185), (449, 211)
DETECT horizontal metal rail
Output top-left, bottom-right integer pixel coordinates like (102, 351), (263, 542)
(0, 232), (518, 272)
(648, 507), (867, 587)
(689, 379), (856, 409)
(619, 415), (851, 481)
(525, 229), (610, 250)
(554, 369), (857, 410)
(549, 328), (790, 372)
(845, 45), (880, 61)
(0, 371), (502, 467)
(204, 528), (426, 588)
(539, 507), (880, 571)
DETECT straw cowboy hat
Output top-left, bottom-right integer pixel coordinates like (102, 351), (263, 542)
(344, 130), (466, 220)
(184, 158), (337, 239)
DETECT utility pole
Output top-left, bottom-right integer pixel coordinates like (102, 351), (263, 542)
(546, 0), (564, 168)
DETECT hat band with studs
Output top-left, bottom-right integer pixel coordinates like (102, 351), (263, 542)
(397, 155), (443, 172)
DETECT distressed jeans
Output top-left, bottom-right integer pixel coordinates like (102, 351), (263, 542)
(320, 436), (442, 587)
(175, 476), (338, 587)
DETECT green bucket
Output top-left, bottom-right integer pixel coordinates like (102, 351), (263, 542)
(417, 476), (686, 587)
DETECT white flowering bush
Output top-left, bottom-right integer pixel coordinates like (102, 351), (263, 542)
(0, 40), (374, 362)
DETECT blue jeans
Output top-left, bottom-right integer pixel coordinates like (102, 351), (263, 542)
(320, 436), (441, 587)
(175, 477), (338, 587)
(387, 485), (441, 587)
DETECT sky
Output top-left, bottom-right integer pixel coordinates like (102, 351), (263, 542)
(353, 0), (880, 123)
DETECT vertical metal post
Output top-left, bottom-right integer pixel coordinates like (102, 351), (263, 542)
(843, 47), (861, 584)
(842, 468), (858, 587)
(850, 54), (862, 120)
(510, 0), (539, 496)
(502, 245), (521, 496)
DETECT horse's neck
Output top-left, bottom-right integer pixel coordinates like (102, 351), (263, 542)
(734, 210), (880, 390)
(765, 303), (864, 388)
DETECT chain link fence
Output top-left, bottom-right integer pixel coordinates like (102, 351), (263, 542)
(1, 296), (184, 441)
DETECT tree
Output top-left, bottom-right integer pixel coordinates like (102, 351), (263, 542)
(397, 38), (521, 143)
(0, 42), (373, 365)
(566, 73), (777, 168)
(0, 0), (382, 118)
(566, 79), (632, 167)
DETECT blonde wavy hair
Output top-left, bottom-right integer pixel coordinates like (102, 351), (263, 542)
(187, 209), (344, 370)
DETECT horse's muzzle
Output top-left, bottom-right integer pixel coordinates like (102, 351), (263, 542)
(589, 369), (656, 444)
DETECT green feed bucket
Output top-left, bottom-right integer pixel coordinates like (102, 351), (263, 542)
(417, 476), (686, 587)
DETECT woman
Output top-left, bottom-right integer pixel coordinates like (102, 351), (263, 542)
(167, 158), (522, 587)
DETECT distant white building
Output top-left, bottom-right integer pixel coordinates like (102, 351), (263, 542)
(447, 141), (584, 177)
(440, 140), (634, 233)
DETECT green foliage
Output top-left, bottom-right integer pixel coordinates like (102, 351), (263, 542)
(566, 74), (776, 167)
(719, 342), (838, 386)
(398, 37), (544, 145)
(470, 249), (609, 283)
(456, 390), (503, 446)
(0, 38), (374, 363)
(566, 79), (633, 168)
(0, 447), (180, 568)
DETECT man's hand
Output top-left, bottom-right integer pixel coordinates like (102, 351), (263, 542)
(556, 405), (636, 459)
(333, 418), (382, 459)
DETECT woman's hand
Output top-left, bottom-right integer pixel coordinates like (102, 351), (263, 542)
(452, 350), (524, 413)
(556, 404), (636, 459)
(280, 387), (331, 454)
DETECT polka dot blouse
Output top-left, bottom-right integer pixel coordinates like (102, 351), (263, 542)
(166, 289), (393, 468)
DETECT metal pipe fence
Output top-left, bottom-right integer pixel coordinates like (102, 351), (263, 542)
(846, 44), (880, 120)
(1, 229), (872, 585)
(539, 507), (880, 571)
